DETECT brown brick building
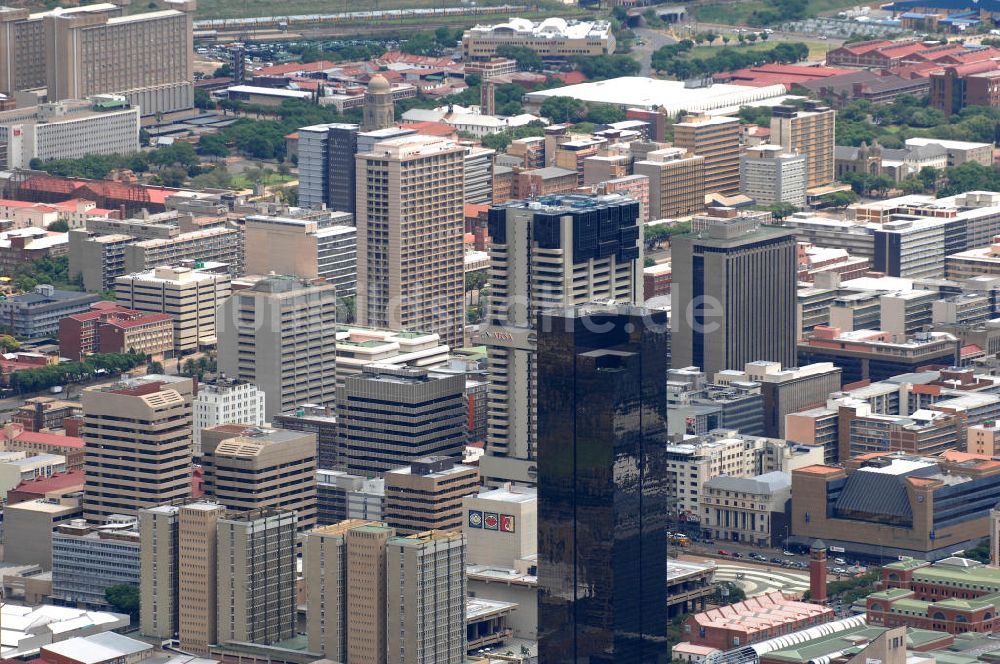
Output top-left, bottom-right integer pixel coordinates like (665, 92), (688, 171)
(791, 452), (1000, 560)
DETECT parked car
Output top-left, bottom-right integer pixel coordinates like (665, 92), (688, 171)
(783, 550), (795, 556)
(732, 552), (743, 558)
(718, 549), (731, 556)
(771, 557), (784, 564)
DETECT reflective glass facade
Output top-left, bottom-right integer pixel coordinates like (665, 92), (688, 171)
(537, 305), (669, 664)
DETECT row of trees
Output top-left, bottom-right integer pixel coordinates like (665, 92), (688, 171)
(29, 141), (201, 182)
(652, 40), (810, 79)
(836, 95), (1000, 148)
(8, 350), (148, 394)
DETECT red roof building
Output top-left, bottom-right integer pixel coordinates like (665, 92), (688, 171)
(251, 60), (337, 77)
(717, 64), (857, 90)
(399, 121), (459, 138)
(682, 591), (835, 650)
(6, 468), (84, 504)
(58, 303), (174, 361)
(554, 71), (587, 85)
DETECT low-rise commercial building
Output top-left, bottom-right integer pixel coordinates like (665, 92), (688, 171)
(681, 590), (834, 650)
(792, 453), (1000, 559)
(702, 471), (792, 547)
(904, 137), (993, 167)
(51, 518), (140, 609)
(0, 450), (65, 494)
(798, 327), (960, 386)
(0, 284), (98, 337)
(666, 431), (824, 524)
(2, 498), (82, 569)
(3, 427), (83, 470)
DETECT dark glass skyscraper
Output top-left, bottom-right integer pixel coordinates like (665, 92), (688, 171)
(537, 304), (669, 664)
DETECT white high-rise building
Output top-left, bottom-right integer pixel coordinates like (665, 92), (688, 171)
(192, 378), (266, 456)
(740, 145), (807, 208)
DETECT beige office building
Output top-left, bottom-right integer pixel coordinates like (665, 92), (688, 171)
(217, 276), (337, 420)
(216, 509), (297, 647)
(115, 266), (232, 354)
(387, 531), (467, 664)
(355, 135), (465, 349)
(139, 504), (179, 640)
(673, 115), (741, 196)
(82, 375), (193, 522)
(243, 213), (356, 299)
(0, 3), (121, 96)
(305, 520), (395, 662)
(634, 148), (705, 220)
(44, 4), (195, 117)
(462, 18), (614, 61)
(2, 498), (80, 570)
(201, 425), (317, 532)
(384, 457), (479, 535)
(178, 501), (224, 654)
(770, 102), (836, 189)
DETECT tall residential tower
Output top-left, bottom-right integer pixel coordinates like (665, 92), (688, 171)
(355, 135), (466, 348)
(481, 194), (642, 486)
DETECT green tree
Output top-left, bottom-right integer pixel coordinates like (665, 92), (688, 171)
(194, 88), (215, 110)
(47, 220), (69, 232)
(147, 360), (164, 375)
(105, 584), (140, 618)
(815, 190), (859, 208)
(496, 45), (544, 72)
(541, 96), (587, 123)
(761, 202), (799, 220)
(0, 335), (19, 352)
(337, 296), (356, 324)
(465, 271), (487, 293)
(197, 133), (230, 158)
(586, 103), (626, 125)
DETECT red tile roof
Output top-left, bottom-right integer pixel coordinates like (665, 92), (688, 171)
(398, 121), (457, 137)
(252, 60), (337, 77)
(554, 71), (587, 85)
(879, 42), (928, 59)
(840, 39), (895, 55)
(9, 468), (84, 496)
(14, 430), (84, 448)
(104, 313), (172, 329)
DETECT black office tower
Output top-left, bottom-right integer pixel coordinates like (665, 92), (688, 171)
(326, 124), (358, 214)
(537, 304), (669, 664)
